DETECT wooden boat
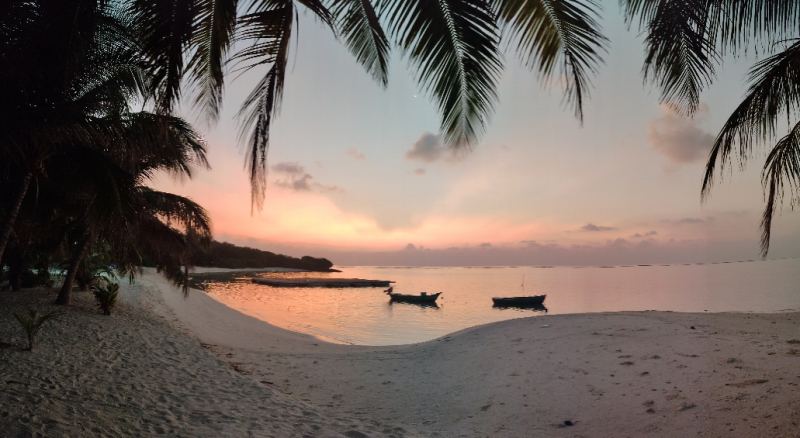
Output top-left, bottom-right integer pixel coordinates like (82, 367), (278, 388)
(491, 295), (546, 307)
(384, 287), (441, 303)
(492, 275), (546, 308)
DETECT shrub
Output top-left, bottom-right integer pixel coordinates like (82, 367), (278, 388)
(13, 308), (62, 351)
(93, 283), (119, 315)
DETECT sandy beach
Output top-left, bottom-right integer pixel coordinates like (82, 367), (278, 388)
(3, 269), (800, 437)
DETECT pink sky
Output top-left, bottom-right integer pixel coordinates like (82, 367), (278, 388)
(153, 5), (800, 266)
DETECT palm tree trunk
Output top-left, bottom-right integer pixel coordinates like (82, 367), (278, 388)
(0, 171), (33, 265)
(9, 244), (27, 292)
(55, 233), (92, 305)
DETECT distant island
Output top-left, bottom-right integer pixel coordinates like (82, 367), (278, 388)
(191, 241), (335, 272)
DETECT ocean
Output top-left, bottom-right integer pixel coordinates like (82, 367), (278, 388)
(201, 258), (800, 346)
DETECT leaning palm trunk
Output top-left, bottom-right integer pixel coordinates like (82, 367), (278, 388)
(0, 170), (33, 264)
(55, 233), (92, 305)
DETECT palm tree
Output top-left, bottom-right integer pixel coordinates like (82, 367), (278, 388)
(50, 114), (211, 305)
(0, 1), (213, 303)
(0, 0), (147, 263)
(127, 0), (607, 208)
(127, 0), (800, 257)
(9, 0), (798, 258)
(116, 187), (212, 295)
(616, 1), (800, 255)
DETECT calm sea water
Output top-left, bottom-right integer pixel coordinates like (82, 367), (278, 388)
(202, 258), (800, 346)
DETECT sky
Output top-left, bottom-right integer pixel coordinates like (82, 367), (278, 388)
(153, 0), (800, 266)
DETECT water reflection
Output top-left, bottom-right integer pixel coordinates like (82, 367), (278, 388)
(492, 303), (548, 312)
(388, 300), (440, 309)
(199, 259), (800, 346)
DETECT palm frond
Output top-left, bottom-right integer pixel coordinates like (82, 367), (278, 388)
(138, 187), (212, 241)
(46, 147), (137, 234)
(702, 41), (800, 198)
(760, 120), (800, 256)
(235, 0), (295, 210)
(383, 0), (502, 148)
(618, 0), (661, 28)
(639, 0), (718, 115)
(710, 0), (800, 54)
(187, 0), (239, 122)
(130, 0), (198, 113)
(117, 112), (210, 180)
(329, 0), (390, 86)
(495, 0), (607, 121)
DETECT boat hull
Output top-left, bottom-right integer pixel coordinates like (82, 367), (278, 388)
(491, 295), (546, 306)
(388, 292), (441, 303)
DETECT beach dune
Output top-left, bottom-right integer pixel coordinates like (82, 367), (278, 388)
(3, 268), (800, 437)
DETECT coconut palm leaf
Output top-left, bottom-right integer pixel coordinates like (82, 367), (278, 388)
(235, 0), (296, 210)
(45, 147), (137, 232)
(111, 112), (210, 180)
(187, 0), (239, 122)
(702, 41), (800, 198)
(138, 187), (212, 241)
(329, 0), (390, 86)
(760, 121), (800, 255)
(640, 0), (717, 115)
(708, 0), (800, 53)
(234, 0), (333, 210)
(621, 0), (800, 115)
(494, 0), (607, 121)
(382, 0), (502, 148)
(71, 18), (148, 115)
(120, 188), (212, 292)
(129, 0), (198, 113)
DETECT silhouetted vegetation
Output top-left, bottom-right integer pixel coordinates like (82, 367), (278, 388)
(189, 241), (334, 272)
(13, 308), (62, 351)
(93, 283), (120, 316)
(1, 1), (212, 304)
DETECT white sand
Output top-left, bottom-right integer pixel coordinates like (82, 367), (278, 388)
(4, 269), (800, 437)
(0, 275), (412, 438)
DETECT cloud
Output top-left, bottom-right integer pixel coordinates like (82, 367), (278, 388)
(404, 243), (417, 250)
(648, 103), (715, 164)
(608, 238), (630, 248)
(581, 223), (617, 232)
(646, 231), (658, 236)
(405, 132), (464, 163)
(413, 168), (426, 175)
(631, 230), (658, 238)
(271, 161), (305, 175)
(478, 242), (492, 248)
(276, 173), (313, 191)
(346, 147), (366, 160)
(406, 133), (444, 162)
(272, 161), (342, 193)
(677, 217), (705, 224)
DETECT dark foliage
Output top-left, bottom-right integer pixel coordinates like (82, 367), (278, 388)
(189, 240), (333, 271)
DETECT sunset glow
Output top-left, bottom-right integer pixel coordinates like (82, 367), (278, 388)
(149, 8), (800, 265)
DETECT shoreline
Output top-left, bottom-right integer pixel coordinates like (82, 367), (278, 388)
(3, 268), (800, 437)
(140, 269), (800, 437)
(0, 274), (411, 438)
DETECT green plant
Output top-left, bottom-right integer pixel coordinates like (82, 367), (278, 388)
(13, 308), (62, 351)
(93, 283), (119, 316)
(74, 241), (117, 291)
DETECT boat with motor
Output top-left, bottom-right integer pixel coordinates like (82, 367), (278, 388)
(384, 286), (441, 303)
(491, 295), (546, 307)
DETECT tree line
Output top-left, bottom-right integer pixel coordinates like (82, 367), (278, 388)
(189, 241), (334, 271)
